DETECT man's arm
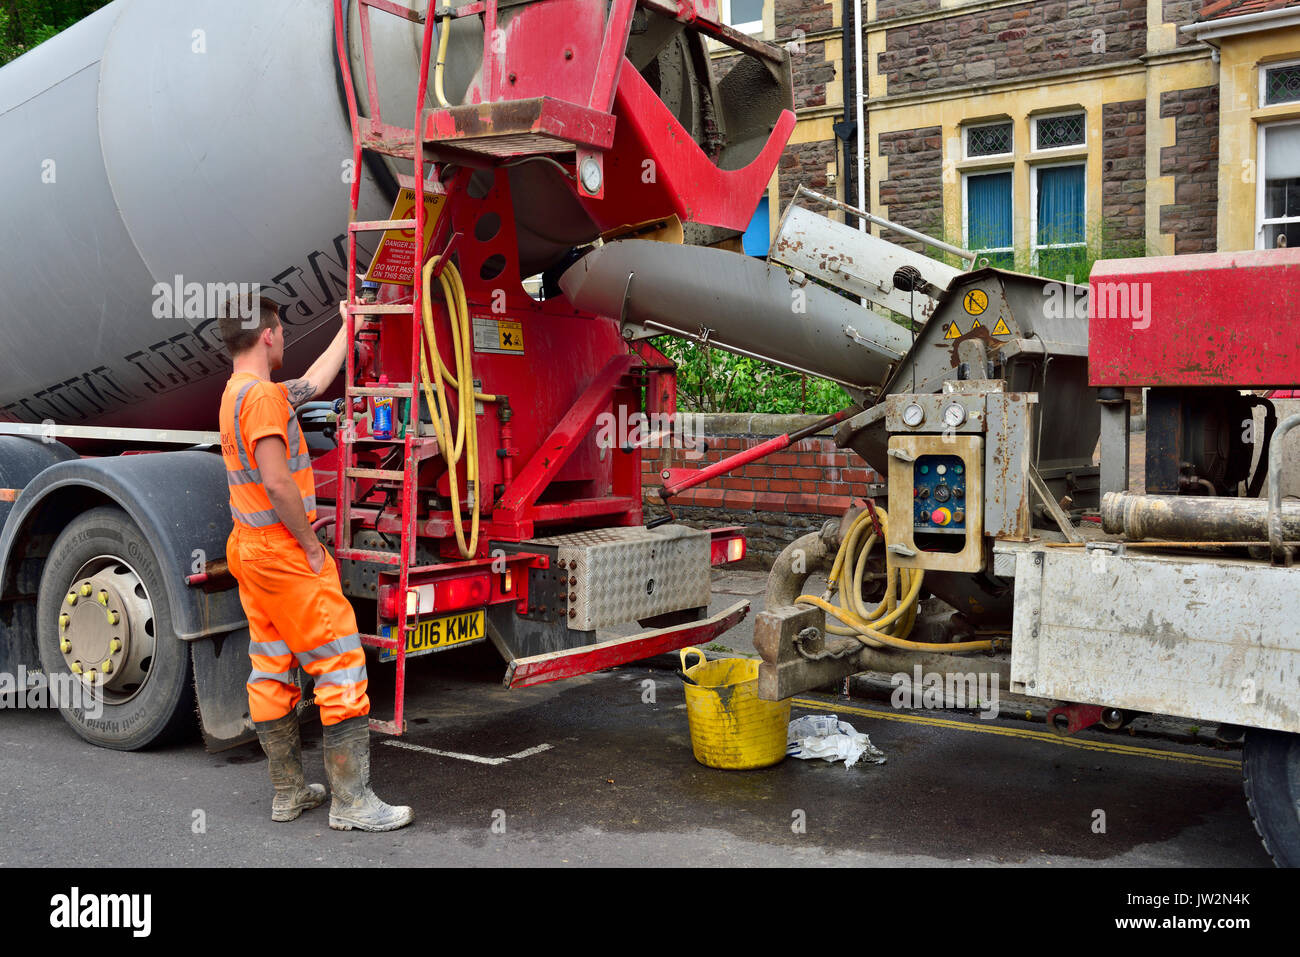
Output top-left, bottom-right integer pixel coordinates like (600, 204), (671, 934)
(254, 435), (324, 572)
(282, 305), (350, 408)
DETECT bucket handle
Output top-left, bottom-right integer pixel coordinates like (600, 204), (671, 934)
(680, 646), (705, 675)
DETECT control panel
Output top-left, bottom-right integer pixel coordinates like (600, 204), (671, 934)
(912, 454), (968, 533)
(887, 434), (985, 573)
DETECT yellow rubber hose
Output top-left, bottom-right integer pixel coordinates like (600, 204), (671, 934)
(419, 255), (497, 557)
(796, 507), (996, 654)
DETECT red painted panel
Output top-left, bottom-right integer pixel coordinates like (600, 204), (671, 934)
(1089, 247), (1300, 388)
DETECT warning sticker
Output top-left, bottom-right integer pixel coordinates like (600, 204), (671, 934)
(992, 317), (1011, 336)
(364, 188), (448, 286)
(472, 316), (525, 355)
(963, 289), (989, 315)
(943, 320), (963, 340)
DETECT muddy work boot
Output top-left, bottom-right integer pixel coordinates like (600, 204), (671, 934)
(254, 713), (327, 822)
(321, 715), (413, 832)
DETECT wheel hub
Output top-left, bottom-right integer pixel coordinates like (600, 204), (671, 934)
(58, 558), (156, 702)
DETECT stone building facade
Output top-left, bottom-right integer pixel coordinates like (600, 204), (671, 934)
(717, 0), (1300, 259)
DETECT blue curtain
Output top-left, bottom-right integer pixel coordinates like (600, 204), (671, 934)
(967, 172), (1012, 252)
(1037, 165), (1085, 246)
(742, 197), (770, 256)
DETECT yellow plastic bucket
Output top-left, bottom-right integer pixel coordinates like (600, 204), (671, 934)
(680, 646), (791, 770)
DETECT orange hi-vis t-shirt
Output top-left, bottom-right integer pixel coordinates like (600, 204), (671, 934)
(219, 372), (317, 530)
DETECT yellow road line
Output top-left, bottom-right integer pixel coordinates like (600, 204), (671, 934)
(791, 697), (1241, 770)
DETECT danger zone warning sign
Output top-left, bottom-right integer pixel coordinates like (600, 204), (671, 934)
(364, 188), (448, 286)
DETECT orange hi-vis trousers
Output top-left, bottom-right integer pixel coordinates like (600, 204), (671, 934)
(227, 523), (370, 726)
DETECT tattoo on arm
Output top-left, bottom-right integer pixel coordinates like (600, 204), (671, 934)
(284, 379), (315, 408)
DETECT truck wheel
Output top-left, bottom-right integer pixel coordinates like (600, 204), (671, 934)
(35, 506), (195, 750)
(1243, 729), (1300, 867)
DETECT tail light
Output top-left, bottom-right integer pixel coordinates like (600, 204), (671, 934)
(377, 573), (491, 620)
(710, 535), (746, 565)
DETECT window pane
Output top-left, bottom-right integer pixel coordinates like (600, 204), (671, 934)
(978, 251), (1016, 269)
(1264, 178), (1300, 220)
(967, 171), (1012, 251)
(1035, 114), (1085, 149)
(1036, 165), (1085, 246)
(742, 197), (769, 256)
(1266, 65), (1300, 106)
(967, 123), (1012, 157)
(1264, 222), (1300, 249)
(728, 0), (763, 24)
(1264, 124), (1300, 181)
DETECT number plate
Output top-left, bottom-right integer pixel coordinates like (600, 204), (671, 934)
(378, 609), (486, 662)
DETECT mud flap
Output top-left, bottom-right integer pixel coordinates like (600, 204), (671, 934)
(190, 629), (257, 751)
(501, 600), (750, 688)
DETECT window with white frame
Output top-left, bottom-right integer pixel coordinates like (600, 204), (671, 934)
(720, 0), (763, 34)
(1262, 61), (1300, 106)
(1258, 120), (1300, 250)
(964, 170), (1014, 268)
(1032, 162), (1086, 272)
(965, 121), (1013, 159)
(1033, 112), (1086, 151)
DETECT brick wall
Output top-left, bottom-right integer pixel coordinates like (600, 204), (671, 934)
(639, 414), (884, 566)
(1101, 98), (1146, 245)
(879, 0), (1146, 96)
(1158, 85), (1218, 255)
(774, 0), (835, 36)
(876, 0), (943, 20)
(778, 138), (838, 210)
(1162, 0), (1199, 46)
(877, 126), (943, 246)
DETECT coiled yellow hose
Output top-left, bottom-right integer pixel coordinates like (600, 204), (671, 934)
(796, 508), (996, 654)
(419, 255), (497, 558)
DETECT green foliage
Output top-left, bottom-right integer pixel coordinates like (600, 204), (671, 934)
(0, 1), (110, 67)
(653, 335), (852, 415)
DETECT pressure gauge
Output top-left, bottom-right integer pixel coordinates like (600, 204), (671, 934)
(942, 402), (967, 428)
(902, 403), (925, 427)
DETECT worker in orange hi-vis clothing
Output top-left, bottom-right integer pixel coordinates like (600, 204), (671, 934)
(217, 296), (412, 832)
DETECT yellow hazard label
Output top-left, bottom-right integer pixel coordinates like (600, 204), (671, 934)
(963, 289), (989, 315)
(944, 320), (963, 340)
(472, 316), (524, 355)
(496, 320), (523, 352)
(969, 318), (983, 331)
(992, 317), (1011, 336)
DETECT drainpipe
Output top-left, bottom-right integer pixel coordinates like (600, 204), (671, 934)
(855, 0), (866, 231)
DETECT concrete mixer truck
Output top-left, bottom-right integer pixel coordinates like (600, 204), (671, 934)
(1, 0), (1298, 866)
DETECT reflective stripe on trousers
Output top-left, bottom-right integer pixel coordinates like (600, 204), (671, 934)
(226, 523), (368, 725)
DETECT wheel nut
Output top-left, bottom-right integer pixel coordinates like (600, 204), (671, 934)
(97, 590), (109, 606)
(86, 670), (97, 681)
(101, 660), (113, 673)
(60, 639), (72, 654)
(109, 639), (122, 654)
(106, 610), (119, 626)
(59, 613), (70, 630)
(70, 661), (83, 674)
(65, 592), (77, 606)
(79, 583), (92, 597)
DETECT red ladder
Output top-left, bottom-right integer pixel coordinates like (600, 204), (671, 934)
(331, 0), (445, 736)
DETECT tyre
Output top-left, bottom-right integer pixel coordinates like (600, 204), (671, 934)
(35, 506), (195, 750)
(1242, 728), (1300, 867)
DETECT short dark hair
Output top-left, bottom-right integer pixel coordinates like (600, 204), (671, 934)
(218, 296), (282, 356)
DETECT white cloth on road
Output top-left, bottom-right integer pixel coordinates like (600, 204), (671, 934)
(787, 713), (886, 769)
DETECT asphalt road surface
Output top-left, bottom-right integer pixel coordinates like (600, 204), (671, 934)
(0, 615), (1271, 867)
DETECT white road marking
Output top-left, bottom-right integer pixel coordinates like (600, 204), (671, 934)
(382, 739), (553, 765)
(506, 743), (553, 760)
